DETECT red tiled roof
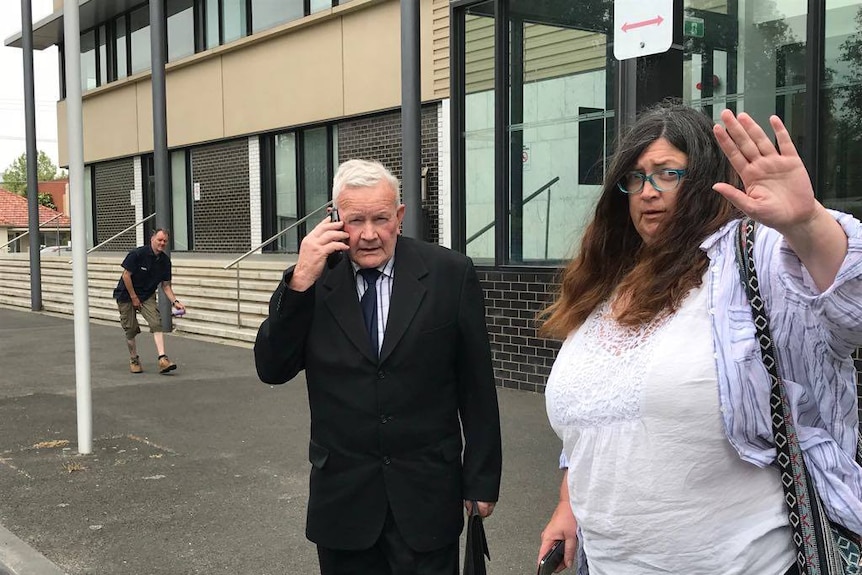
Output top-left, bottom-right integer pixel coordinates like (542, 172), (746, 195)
(0, 188), (71, 228)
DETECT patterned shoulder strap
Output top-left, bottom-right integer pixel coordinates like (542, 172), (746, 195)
(734, 217), (840, 575)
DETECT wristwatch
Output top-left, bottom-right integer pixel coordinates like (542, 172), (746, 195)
(172, 300), (180, 306)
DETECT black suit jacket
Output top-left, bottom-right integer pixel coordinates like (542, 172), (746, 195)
(254, 236), (502, 552)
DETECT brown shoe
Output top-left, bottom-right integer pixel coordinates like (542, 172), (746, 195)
(158, 355), (177, 374)
(130, 356), (143, 374)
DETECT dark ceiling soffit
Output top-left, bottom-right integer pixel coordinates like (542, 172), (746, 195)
(5, 0), (145, 50)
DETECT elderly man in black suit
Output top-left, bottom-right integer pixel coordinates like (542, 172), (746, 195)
(254, 158), (502, 575)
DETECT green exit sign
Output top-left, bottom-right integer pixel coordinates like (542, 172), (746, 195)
(684, 16), (705, 38)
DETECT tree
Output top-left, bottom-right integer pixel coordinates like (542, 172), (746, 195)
(1, 151), (67, 208)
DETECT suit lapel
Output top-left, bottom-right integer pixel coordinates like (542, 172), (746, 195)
(322, 257), (378, 363)
(379, 238), (427, 364)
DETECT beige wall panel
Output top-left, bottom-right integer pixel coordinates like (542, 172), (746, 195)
(221, 21), (344, 136)
(57, 101), (67, 167)
(81, 84), (141, 162)
(166, 58), (225, 147)
(420, 0), (435, 101)
(342, 2), (401, 115)
(431, 0), (450, 98)
(136, 81), (154, 153)
(53, 0), (62, 12)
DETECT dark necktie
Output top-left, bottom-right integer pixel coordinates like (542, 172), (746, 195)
(358, 268), (382, 357)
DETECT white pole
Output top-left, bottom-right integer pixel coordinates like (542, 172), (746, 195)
(64, 0), (92, 455)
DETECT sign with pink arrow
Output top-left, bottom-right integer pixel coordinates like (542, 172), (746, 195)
(613, 0), (674, 61)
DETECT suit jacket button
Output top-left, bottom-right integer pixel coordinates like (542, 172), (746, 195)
(383, 456), (391, 465)
(380, 415), (389, 424)
(377, 370), (385, 379)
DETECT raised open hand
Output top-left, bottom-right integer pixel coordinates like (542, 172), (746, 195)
(712, 110), (818, 233)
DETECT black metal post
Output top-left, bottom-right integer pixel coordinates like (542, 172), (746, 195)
(150, 0), (173, 330)
(21, 0), (42, 311)
(400, 0), (422, 239)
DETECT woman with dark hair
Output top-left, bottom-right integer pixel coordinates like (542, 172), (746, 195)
(536, 102), (862, 574)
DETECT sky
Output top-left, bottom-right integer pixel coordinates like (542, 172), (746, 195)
(0, 1), (60, 174)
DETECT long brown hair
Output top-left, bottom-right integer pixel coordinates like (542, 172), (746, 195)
(539, 102), (741, 338)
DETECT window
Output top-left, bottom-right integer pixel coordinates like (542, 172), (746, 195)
(310, 0), (333, 14)
(819, 0), (862, 221)
(682, 1), (806, 133)
(168, 0), (196, 61)
(456, 0), (616, 264)
(205, 0), (220, 48)
(462, 1), (495, 263)
(115, 15), (128, 80)
(80, 29), (97, 90)
(97, 25), (108, 86)
(251, 0), (304, 33)
(274, 133), (299, 252)
(129, 5), (151, 75)
(171, 150), (191, 250)
(223, 0), (249, 43)
(262, 126), (337, 252)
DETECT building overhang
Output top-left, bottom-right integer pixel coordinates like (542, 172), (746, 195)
(5, 0), (144, 50)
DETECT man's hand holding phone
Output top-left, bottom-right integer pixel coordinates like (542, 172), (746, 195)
(288, 212), (349, 292)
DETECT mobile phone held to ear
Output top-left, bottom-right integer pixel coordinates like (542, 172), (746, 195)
(537, 540), (565, 575)
(327, 206), (343, 269)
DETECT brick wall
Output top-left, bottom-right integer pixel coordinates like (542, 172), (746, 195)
(190, 139), (251, 252)
(477, 267), (562, 393)
(337, 104), (440, 244)
(93, 158), (136, 251)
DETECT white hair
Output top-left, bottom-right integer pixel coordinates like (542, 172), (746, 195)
(331, 159), (400, 207)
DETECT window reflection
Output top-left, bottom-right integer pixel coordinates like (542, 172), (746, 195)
(463, 2), (495, 263)
(310, 0), (332, 13)
(275, 134), (299, 252)
(168, 0), (195, 61)
(223, 0), (249, 43)
(98, 25), (107, 86)
(171, 151), (191, 251)
(80, 29), (97, 90)
(820, 0), (862, 220)
(206, 0), (220, 49)
(129, 6), (150, 74)
(252, 0), (304, 33)
(115, 16), (128, 79)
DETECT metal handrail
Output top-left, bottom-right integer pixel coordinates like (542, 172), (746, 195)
(223, 200), (333, 326)
(66, 213), (156, 263)
(465, 176), (560, 246)
(0, 213), (65, 251)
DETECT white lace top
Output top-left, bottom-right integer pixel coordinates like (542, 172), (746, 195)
(545, 279), (795, 575)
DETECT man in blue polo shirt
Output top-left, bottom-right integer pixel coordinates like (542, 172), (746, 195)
(113, 228), (186, 374)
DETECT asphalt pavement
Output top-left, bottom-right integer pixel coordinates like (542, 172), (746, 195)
(0, 306), (563, 575)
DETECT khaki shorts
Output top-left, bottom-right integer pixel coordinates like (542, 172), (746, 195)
(117, 295), (163, 340)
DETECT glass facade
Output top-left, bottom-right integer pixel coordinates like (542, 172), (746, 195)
(171, 150), (191, 250)
(820, 0), (862, 220)
(463, 1), (495, 263)
(262, 126), (337, 253)
(275, 133), (299, 252)
(223, 0), (249, 44)
(70, 0), (342, 95)
(251, 0), (304, 33)
(115, 15), (128, 80)
(129, 5), (151, 75)
(80, 29), (97, 91)
(459, 0), (615, 265)
(167, 0), (196, 62)
(456, 0), (862, 266)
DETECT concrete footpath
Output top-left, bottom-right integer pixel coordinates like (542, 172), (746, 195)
(0, 306), (564, 575)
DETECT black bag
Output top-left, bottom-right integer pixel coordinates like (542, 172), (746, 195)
(463, 501), (490, 575)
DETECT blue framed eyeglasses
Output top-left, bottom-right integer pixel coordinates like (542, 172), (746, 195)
(617, 169), (688, 194)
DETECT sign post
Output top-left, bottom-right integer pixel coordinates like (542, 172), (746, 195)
(613, 0), (674, 60)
